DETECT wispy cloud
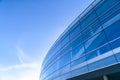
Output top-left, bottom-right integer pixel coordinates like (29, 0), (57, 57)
(0, 62), (40, 72)
(0, 62), (41, 80)
(16, 46), (26, 63)
(0, 45), (42, 80)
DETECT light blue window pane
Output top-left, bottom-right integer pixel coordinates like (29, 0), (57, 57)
(105, 20), (120, 42)
(54, 77), (61, 80)
(60, 73), (71, 80)
(59, 52), (71, 68)
(88, 55), (117, 71)
(72, 44), (85, 60)
(71, 66), (88, 77)
(71, 56), (86, 67)
(52, 71), (59, 79)
(61, 35), (69, 47)
(54, 43), (61, 54)
(46, 62), (59, 77)
(85, 32), (107, 53)
(115, 53), (120, 62)
(59, 64), (70, 74)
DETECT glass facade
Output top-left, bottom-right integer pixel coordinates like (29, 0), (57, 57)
(40, 0), (120, 80)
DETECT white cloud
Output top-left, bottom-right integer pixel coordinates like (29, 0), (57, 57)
(0, 62), (41, 80)
(0, 62), (40, 72)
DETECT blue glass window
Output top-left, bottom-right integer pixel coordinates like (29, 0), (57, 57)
(80, 9), (97, 31)
(60, 44), (71, 56)
(59, 64), (70, 74)
(100, 2), (120, 24)
(95, 0), (119, 17)
(85, 32), (107, 53)
(60, 73), (71, 80)
(104, 20), (120, 42)
(71, 66), (88, 77)
(71, 34), (83, 49)
(86, 50), (98, 60)
(59, 51), (71, 68)
(111, 38), (120, 50)
(61, 35), (69, 47)
(88, 55), (117, 71)
(70, 23), (81, 39)
(82, 24), (102, 42)
(99, 44), (111, 55)
(71, 56), (86, 67)
(72, 44), (85, 60)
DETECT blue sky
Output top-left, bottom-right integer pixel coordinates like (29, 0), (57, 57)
(0, 0), (93, 80)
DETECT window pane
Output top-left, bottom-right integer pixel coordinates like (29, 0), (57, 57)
(72, 44), (85, 60)
(61, 35), (69, 47)
(96, 0), (119, 17)
(110, 38), (120, 62)
(71, 34), (83, 49)
(59, 64), (70, 74)
(71, 66), (88, 77)
(71, 56), (86, 67)
(85, 32), (107, 53)
(80, 9), (97, 31)
(100, 2), (120, 24)
(70, 23), (81, 39)
(88, 55), (117, 71)
(60, 44), (71, 56)
(59, 52), (71, 68)
(104, 20), (120, 42)
(99, 44), (111, 55)
(86, 50), (98, 60)
(111, 38), (120, 50)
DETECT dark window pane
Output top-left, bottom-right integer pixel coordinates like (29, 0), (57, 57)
(71, 34), (83, 49)
(60, 44), (71, 56)
(80, 10), (97, 31)
(85, 32), (107, 53)
(100, 2), (120, 24)
(99, 44), (111, 55)
(111, 38), (120, 50)
(70, 23), (81, 39)
(86, 50), (98, 60)
(105, 20), (120, 42)
(96, 0), (120, 17)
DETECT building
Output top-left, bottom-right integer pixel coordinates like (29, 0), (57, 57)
(40, 0), (120, 80)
